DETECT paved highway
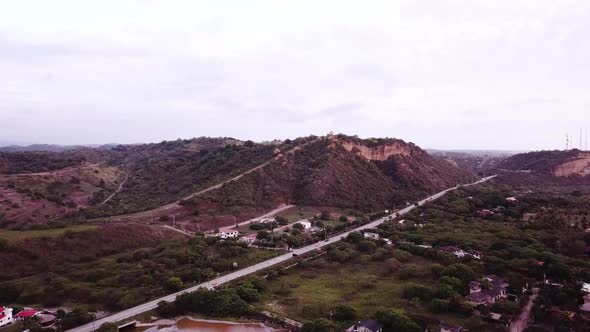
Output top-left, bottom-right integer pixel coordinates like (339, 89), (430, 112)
(68, 175), (496, 332)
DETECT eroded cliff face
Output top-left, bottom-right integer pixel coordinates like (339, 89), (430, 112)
(340, 141), (413, 161)
(553, 153), (590, 177)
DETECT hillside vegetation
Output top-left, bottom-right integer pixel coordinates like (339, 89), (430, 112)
(188, 135), (474, 215)
(0, 135), (473, 227)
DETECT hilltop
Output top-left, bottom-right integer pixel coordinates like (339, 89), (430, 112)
(0, 135), (475, 228)
(492, 149), (590, 192)
(181, 135), (475, 225)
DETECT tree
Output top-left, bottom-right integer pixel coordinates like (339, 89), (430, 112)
(375, 309), (421, 332)
(165, 277), (183, 291)
(435, 284), (457, 299)
(293, 223), (305, 231)
(256, 230), (270, 240)
(97, 323), (118, 332)
(401, 283), (433, 301)
(332, 304), (357, 321)
(301, 318), (337, 332)
(156, 300), (177, 318)
(339, 215), (349, 222)
(441, 263), (477, 283)
(346, 231), (363, 244)
(275, 216), (289, 225)
(438, 276), (463, 292)
(430, 298), (450, 313)
(60, 307), (95, 330)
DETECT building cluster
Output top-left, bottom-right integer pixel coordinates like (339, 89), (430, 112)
(362, 232), (392, 245)
(465, 275), (510, 306)
(345, 319), (466, 332)
(438, 246), (482, 260)
(0, 307), (58, 329)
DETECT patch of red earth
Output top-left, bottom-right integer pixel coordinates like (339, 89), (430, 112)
(0, 187), (75, 223)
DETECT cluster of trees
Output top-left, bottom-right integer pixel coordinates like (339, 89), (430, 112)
(375, 185), (590, 327)
(254, 213), (379, 250)
(156, 277), (266, 318)
(0, 151), (85, 174)
(13, 307), (94, 332)
(0, 231), (274, 311)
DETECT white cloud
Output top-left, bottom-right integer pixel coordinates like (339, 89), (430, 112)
(0, 0), (589, 150)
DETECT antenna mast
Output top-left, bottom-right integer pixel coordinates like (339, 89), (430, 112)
(581, 128), (583, 150)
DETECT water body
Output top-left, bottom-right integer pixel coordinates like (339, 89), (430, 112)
(134, 317), (278, 332)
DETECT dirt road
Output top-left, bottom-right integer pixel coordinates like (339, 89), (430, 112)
(510, 288), (539, 332)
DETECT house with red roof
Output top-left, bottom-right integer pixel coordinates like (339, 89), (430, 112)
(0, 307), (14, 327)
(15, 309), (41, 321)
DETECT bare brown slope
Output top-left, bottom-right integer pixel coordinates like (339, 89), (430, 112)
(190, 135), (474, 213)
(495, 149), (583, 175)
(494, 149), (590, 190)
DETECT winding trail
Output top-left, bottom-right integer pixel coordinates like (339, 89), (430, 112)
(96, 141), (316, 223)
(99, 172), (128, 206)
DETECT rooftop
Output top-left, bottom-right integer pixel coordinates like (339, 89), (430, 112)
(352, 320), (382, 332)
(16, 309), (40, 318)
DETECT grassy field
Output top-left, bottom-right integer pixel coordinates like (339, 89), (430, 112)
(258, 253), (469, 329)
(0, 224), (97, 242)
(275, 206), (322, 222)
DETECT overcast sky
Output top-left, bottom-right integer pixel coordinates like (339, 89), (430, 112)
(1, 0), (589, 150)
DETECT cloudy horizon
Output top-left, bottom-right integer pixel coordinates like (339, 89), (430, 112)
(1, 0), (589, 151)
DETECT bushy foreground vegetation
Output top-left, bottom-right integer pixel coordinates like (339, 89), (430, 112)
(233, 183), (590, 331)
(0, 228), (277, 311)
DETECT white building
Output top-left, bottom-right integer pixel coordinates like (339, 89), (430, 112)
(363, 232), (380, 240)
(218, 229), (239, 239)
(0, 307), (14, 327)
(259, 218), (276, 224)
(298, 220), (312, 230)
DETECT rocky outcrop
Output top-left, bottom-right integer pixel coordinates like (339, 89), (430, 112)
(341, 141), (412, 160)
(553, 153), (590, 177)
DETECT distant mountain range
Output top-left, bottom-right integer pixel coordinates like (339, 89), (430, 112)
(0, 143), (120, 152)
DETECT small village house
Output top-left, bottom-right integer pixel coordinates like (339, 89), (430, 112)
(299, 220), (312, 230)
(15, 309), (41, 321)
(363, 232), (380, 240)
(438, 246), (465, 258)
(0, 307), (14, 327)
(218, 229), (239, 239)
(346, 320), (383, 332)
(466, 249), (482, 260)
(465, 275), (510, 306)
